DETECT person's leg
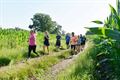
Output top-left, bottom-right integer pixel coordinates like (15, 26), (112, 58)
(71, 45), (73, 50)
(33, 45), (39, 56)
(47, 46), (49, 54)
(78, 45), (80, 52)
(80, 44), (82, 51)
(74, 45), (76, 51)
(71, 45), (74, 55)
(28, 45), (32, 58)
(76, 45), (79, 53)
(81, 43), (84, 51)
(57, 40), (60, 49)
(67, 44), (69, 49)
(60, 40), (61, 48)
(82, 42), (85, 49)
(43, 41), (46, 53)
(74, 45), (77, 54)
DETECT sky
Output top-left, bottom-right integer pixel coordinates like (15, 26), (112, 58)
(0, 0), (116, 34)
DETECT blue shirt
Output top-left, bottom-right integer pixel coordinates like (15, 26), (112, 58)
(78, 37), (83, 44)
(66, 35), (70, 42)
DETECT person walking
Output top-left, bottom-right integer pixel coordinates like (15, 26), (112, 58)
(43, 31), (50, 54)
(56, 33), (61, 49)
(65, 33), (71, 49)
(70, 32), (77, 55)
(28, 30), (39, 58)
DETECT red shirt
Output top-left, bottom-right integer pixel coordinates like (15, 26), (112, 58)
(71, 36), (77, 45)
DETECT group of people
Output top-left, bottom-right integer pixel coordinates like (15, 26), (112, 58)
(65, 32), (86, 54)
(28, 30), (86, 58)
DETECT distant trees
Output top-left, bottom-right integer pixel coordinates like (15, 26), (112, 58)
(29, 13), (62, 34)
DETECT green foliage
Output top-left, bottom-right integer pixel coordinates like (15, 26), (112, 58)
(0, 28), (66, 66)
(31, 13), (62, 34)
(57, 41), (96, 80)
(92, 20), (103, 24)
(92, 4), (120, 31)
(0, 50), (71, 80)
(86, 27), (120, 40)
(57, 28), (120, 80)
(0, 28), (71, 79)
(101, 27), (106, 36)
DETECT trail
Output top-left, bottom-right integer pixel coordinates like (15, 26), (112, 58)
(40, 52), (81, 80)
(40, 44), (88, 80)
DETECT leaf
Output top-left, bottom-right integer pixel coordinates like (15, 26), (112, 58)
(101, 27), (106, 36)
(109, 4), (117, 15)
(109, 4), (120, 30)
(92, 20), (103, 24)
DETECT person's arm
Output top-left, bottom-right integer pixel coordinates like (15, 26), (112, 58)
(60, 36), (61, 40)
(47, 35), (49, 40)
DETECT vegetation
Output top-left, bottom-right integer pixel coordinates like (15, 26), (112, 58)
(0, 28), (74, 80)
(56, 28), (120, 80)
(0, 28), (66, 66)
(0, 1), (120, 80)
(0, 50), (71, 80)
(30, 13), (62, 34)
(92, 5), (120, 31)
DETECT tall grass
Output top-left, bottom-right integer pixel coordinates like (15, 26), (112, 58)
(0, 29), (66, 66)
(0, 50), (71, 80)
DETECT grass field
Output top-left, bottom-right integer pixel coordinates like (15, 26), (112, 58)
(0, 28), (120, 80)
(0, 28), (73, 80)
(0, 28), (66, 66)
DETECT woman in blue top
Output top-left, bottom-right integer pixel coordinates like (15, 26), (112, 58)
(65, 33), (71, 49)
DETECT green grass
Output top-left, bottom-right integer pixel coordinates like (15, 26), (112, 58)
(1, 28), (120, 80)
(0, 28), (72, 79)
(0, 50), (72, 80)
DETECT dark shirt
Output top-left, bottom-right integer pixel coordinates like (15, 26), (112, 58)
(44, 35), (49, 42)
(56, 35), (61, 40)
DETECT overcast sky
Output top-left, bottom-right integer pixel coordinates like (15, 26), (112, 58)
(0, 0), (116, 34)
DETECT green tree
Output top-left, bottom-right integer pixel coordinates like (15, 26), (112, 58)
(31, 13), (55, 32)
(30, 13), (62, 34)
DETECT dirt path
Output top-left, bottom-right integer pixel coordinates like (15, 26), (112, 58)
(40, 53), (80, 80)
(40, 44), (88, 80)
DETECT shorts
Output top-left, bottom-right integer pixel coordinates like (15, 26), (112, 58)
(28, 45), (36, 52)
(66, 41), (70, 45)
(71, 45), (76, 50)
(44, 40), (50, 46)
(76, 44), (80, 46)
(81, 42), (85, 45)
(56, 40), (61, 47)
